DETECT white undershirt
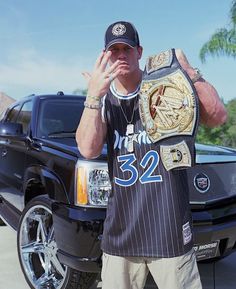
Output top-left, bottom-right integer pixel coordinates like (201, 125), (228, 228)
(102, 81), (140, 121)
(110, 81), (140, 100)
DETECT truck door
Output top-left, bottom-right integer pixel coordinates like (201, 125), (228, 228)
(0, 101), (32, 211)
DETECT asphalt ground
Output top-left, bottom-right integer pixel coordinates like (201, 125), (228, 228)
(0, 225), (235, 289)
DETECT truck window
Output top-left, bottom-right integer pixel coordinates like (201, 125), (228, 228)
(37, 99), (84, 138)
(5, 104), (22, 122)
(16, 101), (33, 134)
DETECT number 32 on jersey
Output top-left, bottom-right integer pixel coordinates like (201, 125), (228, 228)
(115, 150), (163, 187)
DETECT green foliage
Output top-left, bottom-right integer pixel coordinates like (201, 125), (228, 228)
(198, 1), (236, 147)
(196, 98), (236, 148)
(199, 0), (236, 62)
(230, 0), (236, 24)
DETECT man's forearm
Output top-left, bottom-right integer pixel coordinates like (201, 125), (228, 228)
(194, 80), (228, 127)
(76, 108), (107, 159)
(76, 50), (122, 159)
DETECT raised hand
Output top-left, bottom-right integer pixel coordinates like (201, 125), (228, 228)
(175, 49), (200, 81)
(87, 50), (121, 99)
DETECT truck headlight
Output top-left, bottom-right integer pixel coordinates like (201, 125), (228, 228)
(75, 160), (111, 207)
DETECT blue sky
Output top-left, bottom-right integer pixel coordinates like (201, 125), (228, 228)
(0, 0), (235, 103)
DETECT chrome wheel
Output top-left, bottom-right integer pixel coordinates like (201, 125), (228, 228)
(18, 204), (67, 289)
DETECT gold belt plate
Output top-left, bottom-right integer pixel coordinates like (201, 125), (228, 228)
(160, 141), (192, 171)
(139, 69), (197, 143)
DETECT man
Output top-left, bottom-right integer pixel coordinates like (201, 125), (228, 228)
(76, 21), (227, 289)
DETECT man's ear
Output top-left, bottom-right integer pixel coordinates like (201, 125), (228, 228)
(137, 46), (143, 60)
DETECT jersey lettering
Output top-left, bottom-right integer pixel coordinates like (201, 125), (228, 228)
(140, 150), (163, 184)
(114, 154), (138, 187)
(115, 151), (163, 187)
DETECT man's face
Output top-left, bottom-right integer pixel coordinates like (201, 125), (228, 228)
(108, 43), (143, 76)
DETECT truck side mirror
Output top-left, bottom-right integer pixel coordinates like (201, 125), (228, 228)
(0, 122), (23, 137)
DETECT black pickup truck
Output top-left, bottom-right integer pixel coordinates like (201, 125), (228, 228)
(0, 92), (236, 289)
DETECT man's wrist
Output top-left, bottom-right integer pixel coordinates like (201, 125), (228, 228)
(87, 95), (101, 102)
(84, 94), (104, 110)
(84, 101), (103, 110)
(188, 67), (203, 83)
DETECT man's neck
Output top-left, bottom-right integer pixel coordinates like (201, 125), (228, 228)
(114, 69), (143, 96)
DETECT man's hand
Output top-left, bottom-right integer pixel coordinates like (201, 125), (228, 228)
(175, 48), (227, 127)
(86, 50), (121, 99)
(175, 49), (197, 80)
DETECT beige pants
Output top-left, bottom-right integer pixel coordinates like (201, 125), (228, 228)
(101, 249), (202, 289)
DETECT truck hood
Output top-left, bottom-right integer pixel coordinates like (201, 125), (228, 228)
(39, 138), (108, 161)
(195, 143), (236, 163)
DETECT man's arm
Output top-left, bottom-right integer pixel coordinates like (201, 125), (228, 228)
(175, 49), (228, 127)
(76, 50), (121, 159)
(76, 105), (107, 159)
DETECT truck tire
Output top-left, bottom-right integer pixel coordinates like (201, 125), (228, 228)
(17, 195), (98, 289)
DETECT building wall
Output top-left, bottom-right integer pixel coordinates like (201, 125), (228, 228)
(0, 92), (15, 115)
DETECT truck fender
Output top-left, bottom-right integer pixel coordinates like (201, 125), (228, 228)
(23, 165), (70, 205)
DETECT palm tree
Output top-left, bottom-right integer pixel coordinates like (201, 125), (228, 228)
(199, 0), (236, 62)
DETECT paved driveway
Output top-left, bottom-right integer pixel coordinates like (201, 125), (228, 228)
(0, 225), (235, 289)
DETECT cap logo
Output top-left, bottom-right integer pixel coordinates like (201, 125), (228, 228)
(112, 23), (126, 36)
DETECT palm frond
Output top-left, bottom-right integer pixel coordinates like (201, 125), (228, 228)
(230, 0), (236, 24)
(199, 28), (236, 62)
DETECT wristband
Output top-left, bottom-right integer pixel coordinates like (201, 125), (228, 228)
(84, 101), (103, 109)
(191, 68), (202, 83)
(87, 95), (101, 102)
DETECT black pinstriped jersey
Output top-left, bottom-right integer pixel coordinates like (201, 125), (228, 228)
(101, 90), (194, 258)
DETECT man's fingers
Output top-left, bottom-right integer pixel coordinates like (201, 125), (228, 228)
(109, 69), (121, 81)
(94, 51), (105, 69)
(106, 59), (120, 75)
(100, 51), (112, 71)
(94, 50), (112, 73)
(105, 66), (121, 83)
(82, 71), (92, 82)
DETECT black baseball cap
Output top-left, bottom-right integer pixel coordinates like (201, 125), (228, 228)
(104, 21), (140, 50)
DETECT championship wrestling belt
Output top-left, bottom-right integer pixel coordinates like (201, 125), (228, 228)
(139, 48), (199, 171)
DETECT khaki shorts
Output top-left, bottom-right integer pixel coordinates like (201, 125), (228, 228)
(101, 249), (202, 289)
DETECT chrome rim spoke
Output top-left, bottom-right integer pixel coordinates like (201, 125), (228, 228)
(48, 226), (54, 243)
(34, 272), (53, 287)
(19, 204), (67, 289)
(21, 241), (44, 254)
(44, 254), (51, 276)
(37, 218), (48, 244)
(50, 254), (67, 277)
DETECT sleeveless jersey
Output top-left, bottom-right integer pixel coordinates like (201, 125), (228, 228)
(101, 90), (193, 258)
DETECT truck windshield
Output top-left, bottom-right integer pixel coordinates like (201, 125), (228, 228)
(37, 98), (84, 139)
